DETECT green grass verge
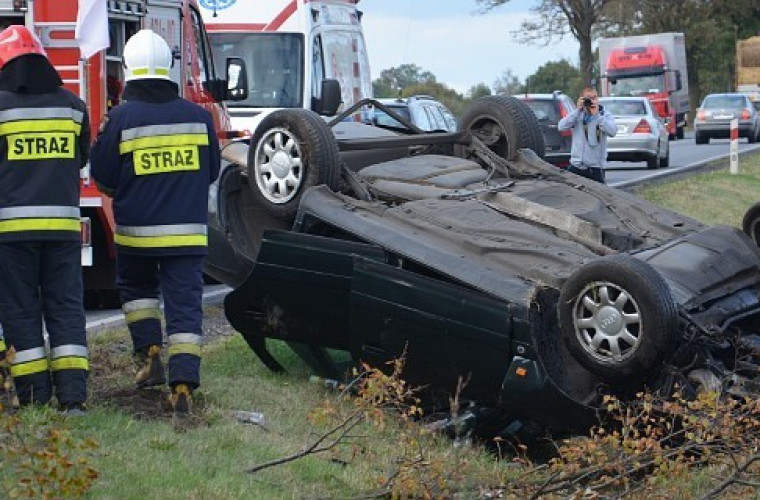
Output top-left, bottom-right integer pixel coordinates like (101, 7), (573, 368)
(634, 153), (760, 227)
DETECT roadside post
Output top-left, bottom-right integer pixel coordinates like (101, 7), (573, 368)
(730, 118), (739, 174)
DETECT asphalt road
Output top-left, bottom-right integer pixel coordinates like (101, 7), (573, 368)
(606, 130), (760, 187)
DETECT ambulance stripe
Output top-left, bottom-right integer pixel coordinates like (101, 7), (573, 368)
(119, 134), (210, 154)
(0, 119), (82, 136)
(0, 108), (84, 124)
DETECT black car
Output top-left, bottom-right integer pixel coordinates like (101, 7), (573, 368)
(206, 95), (760, 436)
(513, 91), (574, 167)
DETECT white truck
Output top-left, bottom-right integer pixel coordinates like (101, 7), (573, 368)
(598, 33), (689, 140)
(198, 0), (373, 131)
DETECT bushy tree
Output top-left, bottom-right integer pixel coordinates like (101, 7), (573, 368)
(372, 64), (437, 97)
(492, 69), (523, 95)
(525, 59), (581, 97)
(467, 83), (492, 100)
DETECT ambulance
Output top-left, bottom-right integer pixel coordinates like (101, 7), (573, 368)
(198, 0), (373, 131)
(0, 0), (246, 306)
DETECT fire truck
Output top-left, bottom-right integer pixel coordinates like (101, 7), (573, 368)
(0, 0), (245, 306)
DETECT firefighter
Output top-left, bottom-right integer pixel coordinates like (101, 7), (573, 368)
(90, 29), (220, 417)
(0, 25), (90, 413)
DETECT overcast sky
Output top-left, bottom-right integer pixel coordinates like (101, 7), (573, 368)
(359, 0), (580, 94)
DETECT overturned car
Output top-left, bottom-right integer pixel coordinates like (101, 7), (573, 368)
(207, 96), (760, 435)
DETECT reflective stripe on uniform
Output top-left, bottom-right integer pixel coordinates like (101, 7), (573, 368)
(122, 298), (161, 324)
(0, 205), (80, 234)
(0, 339), (6, 351)
(167, 332), (202, 358)
(119, 123), (209, 154)
(50, 357), (89, 371)
(114, 224), (208, 248)
(10, 347), (48, 377)
(0, 120), (82, 135)
(51, 345), (88, 359)
(0, 107), (84, 125)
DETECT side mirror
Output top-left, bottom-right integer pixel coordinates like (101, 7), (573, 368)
(225, 57), (248, 101)
(674, 70), (683, 92)
(312, 78), (341, 116)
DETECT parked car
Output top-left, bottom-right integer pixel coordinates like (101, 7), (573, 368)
(513, 91), (575, 168)
(694, 93), (760, 144)
(599, 96), (670, 169)
(207, 95), (760, 438)
(367, 95), (457, 133)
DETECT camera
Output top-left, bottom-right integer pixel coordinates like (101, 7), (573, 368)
(582, 97), (593, 107)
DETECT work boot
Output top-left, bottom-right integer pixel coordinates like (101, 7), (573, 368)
(0, 346), (18, 411)
(135, 345), (166, 388)
(59, 402), (87, 417)
(169, 383), (193, 418)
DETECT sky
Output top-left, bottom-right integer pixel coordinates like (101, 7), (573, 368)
(359, 0), (580, 94)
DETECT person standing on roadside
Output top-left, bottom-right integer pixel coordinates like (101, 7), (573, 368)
(0, 25), (90, 413)
(558, 86), (617, 184)
(90, 29), (220, 418)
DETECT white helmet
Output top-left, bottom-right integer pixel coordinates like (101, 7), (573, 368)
(123, 29), (172, 82)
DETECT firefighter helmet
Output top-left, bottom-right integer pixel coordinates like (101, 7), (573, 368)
(0, 25), (47, 70)
(123, 29), (173, 82)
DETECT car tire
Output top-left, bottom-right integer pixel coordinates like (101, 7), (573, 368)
(247, 109), (341, 221)
(750, 128), (759, 144)
(458, 95), (545, 161)
(676, 125), (684, 140)
(646, 153), (659, 169)
(658, 144), (670, 169)
(742, 202), (760, 246)
(558, 254), (678, 381)
(695, 131), (708, 145)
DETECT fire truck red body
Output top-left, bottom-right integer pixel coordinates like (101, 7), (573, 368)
(0, 0), (236, 305)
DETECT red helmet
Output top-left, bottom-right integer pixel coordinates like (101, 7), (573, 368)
(0, 25), (46, 70)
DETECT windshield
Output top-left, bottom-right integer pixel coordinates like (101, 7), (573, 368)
(373, 106), (411, 128)
(601, 99), (648, 116)
(608, 74), (666, 97)
(210, 32), (304, 108)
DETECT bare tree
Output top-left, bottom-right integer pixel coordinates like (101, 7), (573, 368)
(476, 0), (614, 86)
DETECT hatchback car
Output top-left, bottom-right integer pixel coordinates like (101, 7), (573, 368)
(599, 96), (670, 169)
(513, 91), (574, 168)
(367, 95), (457, 133)
(694, 93), (760, 144)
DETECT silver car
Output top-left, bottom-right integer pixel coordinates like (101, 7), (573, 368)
(599, 96), (670, 169)
(694, 93), (760, 144)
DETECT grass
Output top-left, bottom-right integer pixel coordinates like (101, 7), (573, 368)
(1, 316), (515, 499)
(634, 153), (760, 227)
(4, 154), (760, 499)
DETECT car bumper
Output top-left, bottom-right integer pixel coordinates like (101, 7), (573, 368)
(606, 136), (658, 161)
(695, 121), (756, 137)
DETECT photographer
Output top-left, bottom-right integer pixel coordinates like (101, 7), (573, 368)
(557, 87), (617, 183)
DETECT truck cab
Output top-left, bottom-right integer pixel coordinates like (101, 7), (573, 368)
(0, 0), (245, 306)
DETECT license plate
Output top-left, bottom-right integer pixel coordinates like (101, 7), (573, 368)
(715, 114), (733, 120)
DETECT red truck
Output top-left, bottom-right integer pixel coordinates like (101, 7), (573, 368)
(598, 33), (690, 140)
(0, 0), (245, 306)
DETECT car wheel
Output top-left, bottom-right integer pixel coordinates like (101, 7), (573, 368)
(695, 131), (708, 145)
(742, 202), (760, 245)
(646, 152), (659, 169)
(458, 95), (545, 161)
(247, 109), (341, 221)
(676, 125), (684, 140)
(558, 254), (678, 381)
(658, 143), (670, 169)
(750, 127), (759, 144)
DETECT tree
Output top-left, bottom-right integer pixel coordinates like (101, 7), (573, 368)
(372, 63), (437, 97)
(467, 83), (492, 100)
(525, 59), (581, 97)
(476, 0), (614, 86)
(492, 69), (523, 95)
